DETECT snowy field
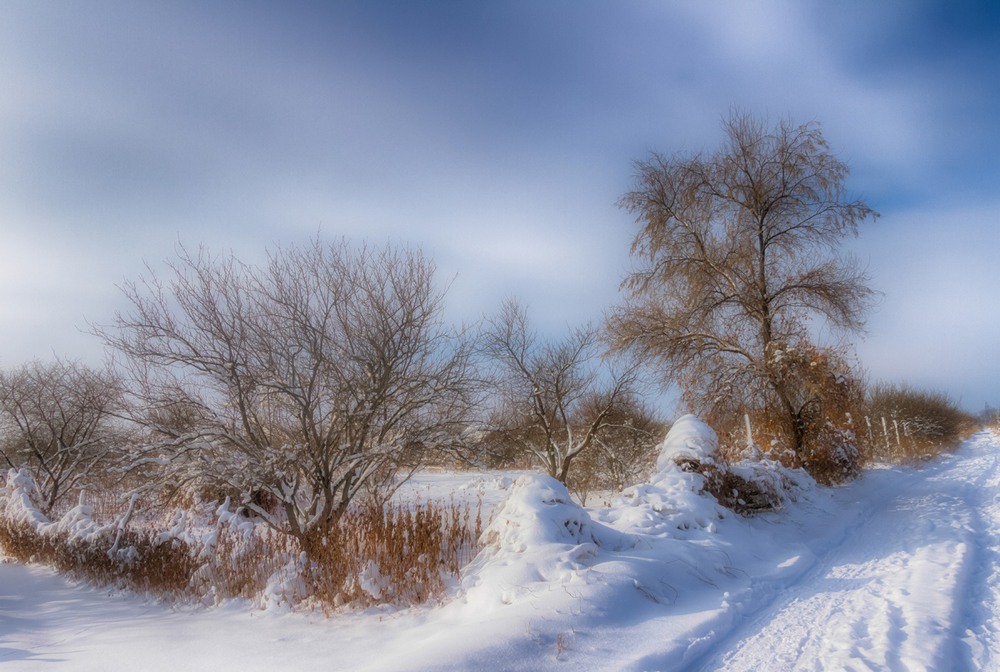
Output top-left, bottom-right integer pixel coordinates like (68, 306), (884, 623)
(2, 426), (998, 671)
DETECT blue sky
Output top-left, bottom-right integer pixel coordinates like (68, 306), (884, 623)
(1, 1), (998, 412)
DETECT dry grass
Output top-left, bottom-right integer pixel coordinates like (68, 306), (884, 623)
(0, 517), (198, 597)
(0, 493), (485, 611)
(303, 498), (483, 609)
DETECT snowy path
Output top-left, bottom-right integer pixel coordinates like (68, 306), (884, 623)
(697, 431), (1000, 672)
(1, 432), (998, 671)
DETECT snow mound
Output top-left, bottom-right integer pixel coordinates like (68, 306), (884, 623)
(465, 474), (621, 606)
(262, 552), (310, 611)
(485, 474), (599, 550)
(602, 416), (728, 538)
(653, 413), (719, 477)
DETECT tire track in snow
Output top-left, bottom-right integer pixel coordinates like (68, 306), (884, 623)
(693, 432), (1000, 672)
(949, 432), (1000, 670)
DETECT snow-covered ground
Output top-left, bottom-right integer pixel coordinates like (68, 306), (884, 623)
(2, 426), (998, 671)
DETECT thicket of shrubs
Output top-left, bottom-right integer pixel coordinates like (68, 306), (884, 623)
(711, 343), (866, 485)
(863, 383), (978, 461)
(714, 360), (977, 486)
(983, 405), (1000, 431)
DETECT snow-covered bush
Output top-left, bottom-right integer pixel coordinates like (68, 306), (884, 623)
(707, 343), (867, 485)
(603, 415), (729, 537)
(0, 469), (198, 593)
(0, 467), (49, 529)
(482, 474), (602, 552)
(661, 414), (801, 516)
(653, 413), (720, 476)
(0, 467), (114, 551)
(611, 415), (799, 527)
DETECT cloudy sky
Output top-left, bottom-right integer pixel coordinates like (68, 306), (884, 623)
(1, 1), (998, 412)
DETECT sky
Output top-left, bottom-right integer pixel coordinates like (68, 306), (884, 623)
(1, 0), (998, 413)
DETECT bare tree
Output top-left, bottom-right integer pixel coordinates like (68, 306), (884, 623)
(483, 299), (640, 484)
(97, 239), (474, 547)
(609, 112), (878, 457)
(0, 359), (126, 514)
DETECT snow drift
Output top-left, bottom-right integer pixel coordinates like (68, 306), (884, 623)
(462, 414), (806, 619)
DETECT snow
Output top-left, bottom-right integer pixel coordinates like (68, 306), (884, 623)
(2, 429), (999, 671)
(655, 413), (720, 472)
(698, 430), (1000, 671)
(0, 469), (50, 529)
(606, 413), (731, 537)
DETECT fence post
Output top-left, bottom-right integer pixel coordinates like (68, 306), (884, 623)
(882, 416), (891, 456)
(744, 413), (754, 452)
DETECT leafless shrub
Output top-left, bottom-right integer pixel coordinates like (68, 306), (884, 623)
(0, 359), (128, 514)
(482, 298), (641, 484)
(866, 383), (976, 461)
(95, 238), (476, 548)
(566, 395), (663, 503)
